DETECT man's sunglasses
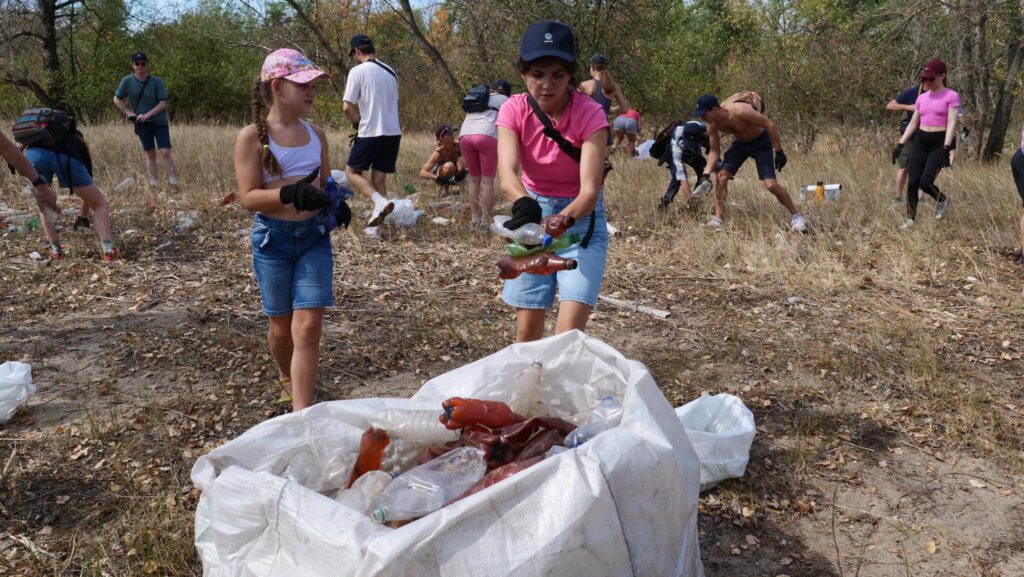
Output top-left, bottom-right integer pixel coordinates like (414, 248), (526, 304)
(133, 61), (148, 66)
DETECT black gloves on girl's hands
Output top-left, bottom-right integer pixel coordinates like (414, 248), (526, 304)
(280, 168), (329, 211)
(773, 149), (787, 172)
(335, 199), (352, 228)
(891, 143), (904, 165)
(940, 147), (951, 168)
(504, 196), (542, 230)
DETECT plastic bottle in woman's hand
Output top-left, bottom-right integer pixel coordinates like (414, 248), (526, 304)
(496, 254), (577, 279)
(491, 215), (552, 247)
(539, 214), (575, 238)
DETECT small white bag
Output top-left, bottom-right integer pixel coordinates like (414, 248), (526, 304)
(0, 362), (36, 424)
(675, 393), (756, 491)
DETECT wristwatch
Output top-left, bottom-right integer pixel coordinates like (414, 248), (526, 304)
(31, 175), (47, 187)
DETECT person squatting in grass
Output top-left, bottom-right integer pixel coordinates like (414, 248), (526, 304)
(418, 124), (467, 194)
(497, 20), (610, 343)
(459, 80), (511, 232)
(691, 94), (806, 232)
(658, 120), (721, 211)
(2, 124), (119, 261)
(891, 59), (958, 228)
(1011, 121), (1024, 269)
(612, 107), (642, 157)
(234, 49), (350, 412)
(113, 51), (178, 188)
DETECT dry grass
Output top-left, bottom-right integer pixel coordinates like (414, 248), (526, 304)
(1, 123), (1022, 576)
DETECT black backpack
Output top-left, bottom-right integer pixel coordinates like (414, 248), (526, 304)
(12, 107), (94, 181)
(462, 84), (496, 113)
(649, 120), (682, 163)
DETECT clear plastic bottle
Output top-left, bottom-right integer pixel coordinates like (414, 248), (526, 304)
(368, 409), (460, 444)
(335, 470), (393, 516)
(371, 446), (486, 523)
(497, 254), (577, 279)
(490, 215), (553, 247)
(564, 396), (624, 448)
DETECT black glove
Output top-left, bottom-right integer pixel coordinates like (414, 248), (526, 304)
(453, 169), (468, 182)
(279, 168), (329, 211)
(961, 127), (970, 139)
(504, 196), (542, 230)
(128, 115), (138, 123)
(773, 149), (787, 172)
(435, 174), (449, 186)
(941, 146), (951, 167)
(891, 143), (903, 165)
(696, 173), (712, 188)
(335, 199), (352, 229)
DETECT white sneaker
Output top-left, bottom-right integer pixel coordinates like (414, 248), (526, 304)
(790, 213), (807, 232)
(367, 198), (395, 227)
(935, 198), (950, 220)
(363, 226), (380, 238)
(705, 216), (723, 230)
(899, 219), (915, 230)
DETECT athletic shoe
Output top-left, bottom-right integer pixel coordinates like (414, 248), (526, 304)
(935, 198), (950, 220)
(705, 216), (723, 230)
(367, 198), (394, 227)
(657, 198), (672, 212)
(790, 213), (807, 232)
(693, 178), (712, 200)
(899, 219), (915, 230)
(363, 226), (381, 238)
(102, 247), (120, 262)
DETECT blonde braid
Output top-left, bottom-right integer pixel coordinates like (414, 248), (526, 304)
(251, 78), (281, 176)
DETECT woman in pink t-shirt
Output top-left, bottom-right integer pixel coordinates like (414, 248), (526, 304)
(893, 59), (959, 227)
(496, 20), (610, 343)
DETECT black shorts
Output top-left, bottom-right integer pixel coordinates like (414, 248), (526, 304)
(721, 130), (775, 180)
(347, 135), (402, 173)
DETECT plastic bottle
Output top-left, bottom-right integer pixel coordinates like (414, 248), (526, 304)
(348, 427), (390, 488)
(564, 396), (624, 448)
(368, 409), (460, 444)
(539, 214), (575, 238)
(815, 181), (825, 203)
(371, 446), (487, 523)
(506, 234), (581, 258)
(496, 254), (577, 280)
(440, 398), (525, 430)
(490, 215), (553, 247)
(335, 470), (393, 515)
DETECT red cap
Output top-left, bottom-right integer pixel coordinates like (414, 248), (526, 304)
(920, 59), (946, 78)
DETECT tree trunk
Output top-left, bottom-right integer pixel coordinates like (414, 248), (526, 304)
(396, 0), (463, 97)
(982, 0), (1024, 160)
(37, 0), (67, 109)
(281, 0), (348, 97)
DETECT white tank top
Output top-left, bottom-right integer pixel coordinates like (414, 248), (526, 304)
(261, 121), (321, 184)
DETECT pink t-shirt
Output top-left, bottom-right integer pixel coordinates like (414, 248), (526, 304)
(915, 88), (961, 128)
(496, 92), (609, 198)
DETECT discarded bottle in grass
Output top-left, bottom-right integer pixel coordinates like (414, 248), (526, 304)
(371, 446), (486, 523)
(113, 177), (134, 194)
(172, 210), (198, 233)
(802, 183), (841, 202)
(335, 470), (393, 515)
(506, 234), (581, 258)
(348, 427), (390, 488)
(564, 396), (624, 448)
(490, 215), (552, 247)
(440, 398), (525, 430)
(539, 214), (575, 238)
(369, 409), (460, 444)
(496, 254), (577, 280)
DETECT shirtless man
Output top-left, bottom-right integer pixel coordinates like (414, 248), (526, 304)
(691, 94), (806, 231)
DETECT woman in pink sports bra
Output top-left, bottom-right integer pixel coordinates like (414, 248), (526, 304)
(893, 59), (959, 227)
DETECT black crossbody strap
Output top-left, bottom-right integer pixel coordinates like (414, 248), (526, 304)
(369, 59), (398, 82)
(133, 75), (151, 114)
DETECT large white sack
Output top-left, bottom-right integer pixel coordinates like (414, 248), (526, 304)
(0, 362), (36, 424)
(192, 330), (704, 577)
(674, 393), (755, 491)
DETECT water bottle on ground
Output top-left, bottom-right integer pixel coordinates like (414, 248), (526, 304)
(371, 446), (486, 523)
(368, 409), (460, 444)
(335, 470), (393, 516)
(564, 396), (624, 448)
(490, 215), (553, 247)
(497, 254), (577, 280)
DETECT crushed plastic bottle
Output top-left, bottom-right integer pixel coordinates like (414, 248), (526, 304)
(371, 446), (486, 523)
(335, 470), (393, 516)
(490, 215), (553, 247)
(113, 177), (134, 194)
(564, 396), (624, 448)
(496, 254), (577, 279)
(507, 234), (581, 258)
(368, 409), (460, 444)
(172, 211), (198, 233)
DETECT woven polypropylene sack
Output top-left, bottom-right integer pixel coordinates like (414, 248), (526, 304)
(192, 330), (704, 577)
(0, 362), (35, 424)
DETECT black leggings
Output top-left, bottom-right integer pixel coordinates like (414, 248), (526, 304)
(906, 130), (948, 220)
(1012, 148), (1024, 208)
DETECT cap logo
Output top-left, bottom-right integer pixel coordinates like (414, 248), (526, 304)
(544, 33), (553, 43)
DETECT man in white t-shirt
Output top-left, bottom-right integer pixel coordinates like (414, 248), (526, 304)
(343, 33), (401, 226)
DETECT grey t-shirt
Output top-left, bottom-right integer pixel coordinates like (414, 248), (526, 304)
(115, 75), (169, 125)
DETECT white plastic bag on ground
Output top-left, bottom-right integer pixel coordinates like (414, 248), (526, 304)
(674, 393), (755, 491)
(635, 139), (656, 159)
(192, 330), (703, 577)
(0, 362), (35, 423)
(383, 199), (422, 227)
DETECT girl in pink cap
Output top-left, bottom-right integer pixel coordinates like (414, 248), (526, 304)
(234, 48), (348, 411)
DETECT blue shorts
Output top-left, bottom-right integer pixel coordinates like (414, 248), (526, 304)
(24, 147), (93, 189)
(501, 191), (608, 309)
(613, 116), (638, 134)
(135, 122), (172, 151)
(251, 213), (334, 317)
(721, 130), (776, 180)
(348, 135), (402, 173)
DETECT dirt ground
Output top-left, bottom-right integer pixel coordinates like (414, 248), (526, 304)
(2, 129), (1023, 576)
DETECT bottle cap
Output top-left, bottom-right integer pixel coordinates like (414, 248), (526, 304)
(371, 508), (387, 523)
(564, 258), (578, 270)
(540, 235), (553, 247)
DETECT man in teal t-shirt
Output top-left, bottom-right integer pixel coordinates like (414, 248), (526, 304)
(113, 51), (178, 187)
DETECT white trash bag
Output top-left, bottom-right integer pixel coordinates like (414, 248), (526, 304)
(383, 198), (423, 227)
(192, 330), (704, 577)
(0, 362), (36, 423)
(635, 138), (656, 159)
(674, 393), (755, 491)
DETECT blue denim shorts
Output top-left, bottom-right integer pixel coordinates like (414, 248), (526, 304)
(24, 147), (94, 189)
(135, 122), (172, 151)
(501, 191), (608, 309)
(251, 213), (334, 316)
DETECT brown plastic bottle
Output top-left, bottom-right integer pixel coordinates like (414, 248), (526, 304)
(497, 254), (578, 279)
(539, 214), (575, 238)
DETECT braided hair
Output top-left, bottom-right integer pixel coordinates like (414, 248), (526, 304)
(251, 77), (282, 176)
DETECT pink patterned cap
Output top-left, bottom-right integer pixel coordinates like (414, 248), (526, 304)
(261, 48), (329, 83)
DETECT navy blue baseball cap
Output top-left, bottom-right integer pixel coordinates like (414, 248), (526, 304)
(130, 51), (148, 63)
(519, 20), (576, 64)
(492, 79), (512, 96)
(349, 34), (374, 57)
(435, 124), (455, 139)
(691, 94), (719, 117)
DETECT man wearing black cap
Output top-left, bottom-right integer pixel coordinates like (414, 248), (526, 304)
(342, 34), (401, 230)
(114, 51), (177, 187)
(692, 93), (805, 232)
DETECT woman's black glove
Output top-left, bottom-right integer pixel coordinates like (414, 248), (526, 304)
(280, 168), (329, 211)
(773, 149), (787, 172)
(435, 174), (450, 186)
(504, 196), (542, 230)
(335, 199), (352, 228)
(941, 146), (951, 168)
(891, 143), (903, 165)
